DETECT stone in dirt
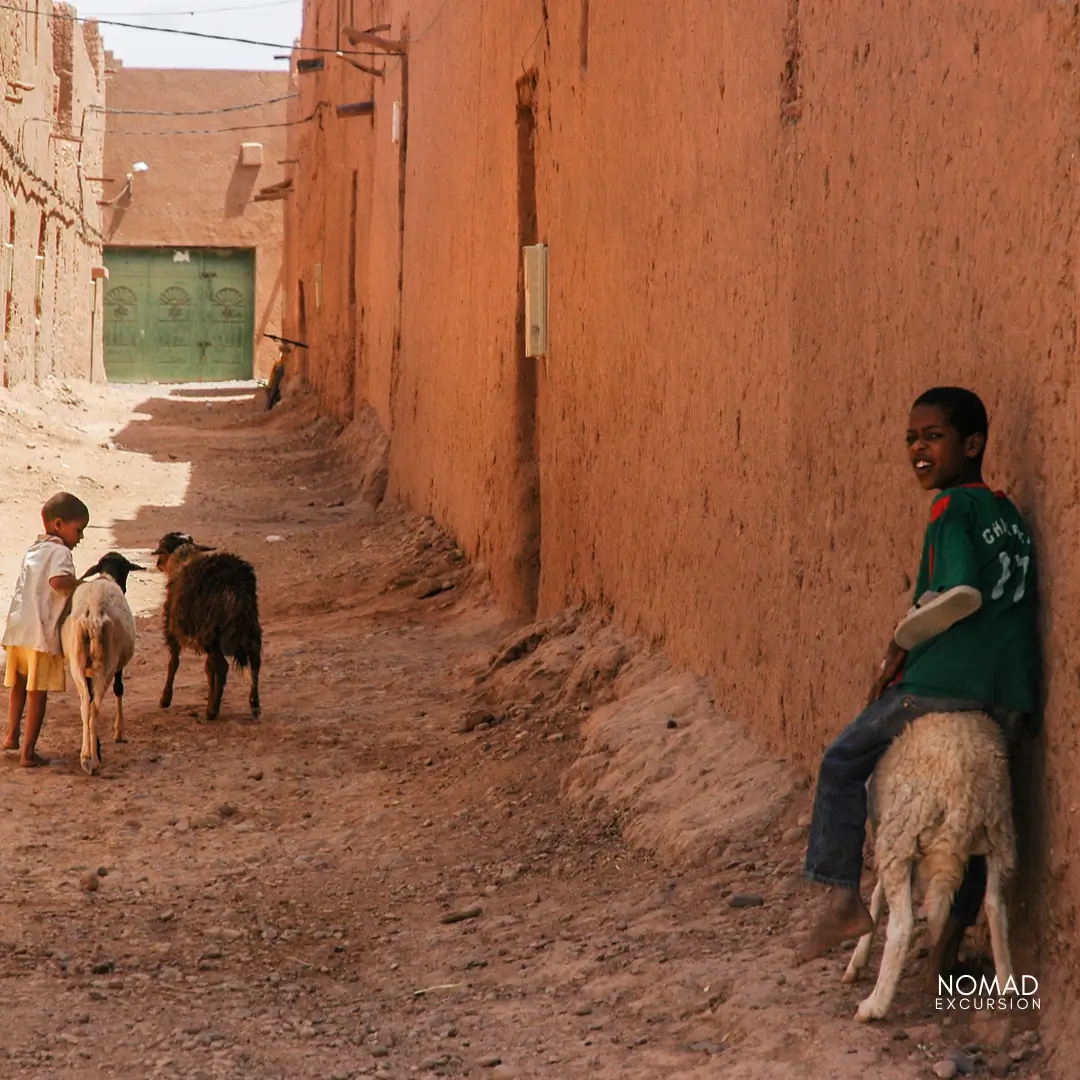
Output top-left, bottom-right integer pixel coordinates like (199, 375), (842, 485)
(688, 1042), (725, 1055)
(477, 1055), (502, 1067)
(728, 893), (764, 908)
(80, 873), (99, 893)
(440, 906), (482, 924)
(932, 1063), (958, 1080)
(946, 1048), (976, 1074)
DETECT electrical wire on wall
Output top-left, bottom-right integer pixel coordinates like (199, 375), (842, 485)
(0, 131), (104, 242)
(101, 93), (299, 116)
(21, 108), (324, 139)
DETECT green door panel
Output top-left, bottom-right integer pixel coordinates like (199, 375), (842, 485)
(103, 248), (255, 382)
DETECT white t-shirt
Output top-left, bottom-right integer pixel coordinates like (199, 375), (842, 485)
(2, 535), (76, 656)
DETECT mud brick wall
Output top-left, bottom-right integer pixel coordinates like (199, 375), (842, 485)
(283, 0), (1080, 1044)
(1, 1), (106, 384)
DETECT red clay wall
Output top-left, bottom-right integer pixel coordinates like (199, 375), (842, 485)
(104, 65), (289, 377)
(1, 1), (105, 385)
(283, 0), (1080, 1040)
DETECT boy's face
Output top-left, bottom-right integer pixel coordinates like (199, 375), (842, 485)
(47, 517), (88, 550)
(906, 405), (984, 491)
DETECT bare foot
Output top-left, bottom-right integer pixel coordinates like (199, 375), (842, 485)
(3, 740), (18, 752)
(19, 752), (50, 768)
(795, 890), (874, 965)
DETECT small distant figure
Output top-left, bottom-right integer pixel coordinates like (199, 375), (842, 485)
(265, 343), (290, 411)
(2, 492), (90, 767)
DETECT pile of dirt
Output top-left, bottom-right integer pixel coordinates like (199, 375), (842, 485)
(459, 609), (809, 868)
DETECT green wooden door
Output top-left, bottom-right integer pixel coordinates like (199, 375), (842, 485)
(103, 248), (255, 382)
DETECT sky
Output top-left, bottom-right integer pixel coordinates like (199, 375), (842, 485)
(75, 0), (303, 70)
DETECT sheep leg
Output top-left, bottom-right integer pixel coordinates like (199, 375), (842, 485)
(112, 668), (126, 743)
(248, 646), (261, 720)
(984, 855), (1015, 992)
(160, 635), (180, 709)
(75, 668), (96, 776)
(204, 649), (228, 721)
(921, 849), (968, 993)
(80, 673), (103, 777)
(856, 860), (913, 1022)
(842, 876), (886, 984)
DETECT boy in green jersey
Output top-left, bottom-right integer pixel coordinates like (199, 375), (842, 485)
(797, 387), (1039, 973)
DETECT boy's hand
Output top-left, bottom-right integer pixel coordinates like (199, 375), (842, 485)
(868, 641), (907, 706)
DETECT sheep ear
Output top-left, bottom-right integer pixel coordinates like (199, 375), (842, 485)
(125, 561), (145, 572)
(82, 561), (102, 578)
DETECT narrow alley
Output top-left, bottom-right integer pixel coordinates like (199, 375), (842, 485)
(0, 380), (1051, 1080)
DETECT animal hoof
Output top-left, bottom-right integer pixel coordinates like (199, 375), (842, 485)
(841, 966), (861, 985)
(80, 757), (99, 777)
(114, 736), (127, 744)
(250, 706), (261, 720)
(855, 1000), (884, 1023)
(159, 696), (172, 709)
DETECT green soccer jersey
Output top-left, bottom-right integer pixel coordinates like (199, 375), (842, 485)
(898, 483), (1039, 713)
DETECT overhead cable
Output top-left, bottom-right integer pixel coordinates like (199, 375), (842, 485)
(0, 4), (387, 55)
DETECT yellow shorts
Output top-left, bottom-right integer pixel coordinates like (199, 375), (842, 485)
(3, 647), (66, 693)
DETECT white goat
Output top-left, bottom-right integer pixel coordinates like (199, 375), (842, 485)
(841, 710), (1016, 1021)
(59, 553), (142, 776)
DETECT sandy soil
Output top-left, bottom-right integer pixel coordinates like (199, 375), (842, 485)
(0, 379), (1054, 1079)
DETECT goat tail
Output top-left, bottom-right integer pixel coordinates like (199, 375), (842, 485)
(226, 625), (261, 672)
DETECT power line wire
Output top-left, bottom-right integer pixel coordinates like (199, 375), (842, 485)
(92, 0), (298, 15)
(100, 92), (298, 116)
(397, 0), (451, 43)
(98, 111), (317, 135)
(22, 107), (321, 138)
(0, 3), (386, 55)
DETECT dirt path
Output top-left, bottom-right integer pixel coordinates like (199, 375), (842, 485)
(0, 380), (1053, 1079)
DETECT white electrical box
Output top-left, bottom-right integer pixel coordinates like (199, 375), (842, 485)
(240, 141), (264, 167)
(391, 101), (402, 144)
(523, 244), (548, 358)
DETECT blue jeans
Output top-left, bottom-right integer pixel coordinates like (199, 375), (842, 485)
(804, 685), (1018, 926)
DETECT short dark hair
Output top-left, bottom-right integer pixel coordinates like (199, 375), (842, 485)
(912, 387), (989, 442)
(41, 492), (90, 523)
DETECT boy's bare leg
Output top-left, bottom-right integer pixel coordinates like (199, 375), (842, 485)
(20, 691), (48, 767)
(5, 674), (27, 750)
(796, 887), (874, 964)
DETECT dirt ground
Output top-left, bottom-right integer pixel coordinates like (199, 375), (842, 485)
(0, 379), (1056, 1079)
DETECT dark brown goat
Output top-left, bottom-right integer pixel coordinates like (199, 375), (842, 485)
(152, 532), (262, 721)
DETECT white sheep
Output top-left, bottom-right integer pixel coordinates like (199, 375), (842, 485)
(59, 553), (143, 776)
(841, 710), (1016, 1021)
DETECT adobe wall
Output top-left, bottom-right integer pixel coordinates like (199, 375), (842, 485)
(0, 1), (105, 385)
(103, 66), (290, 377)
(283, 0), (1080, 1041)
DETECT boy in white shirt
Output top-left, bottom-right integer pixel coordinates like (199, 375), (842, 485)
(2, 493), (89, 767)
